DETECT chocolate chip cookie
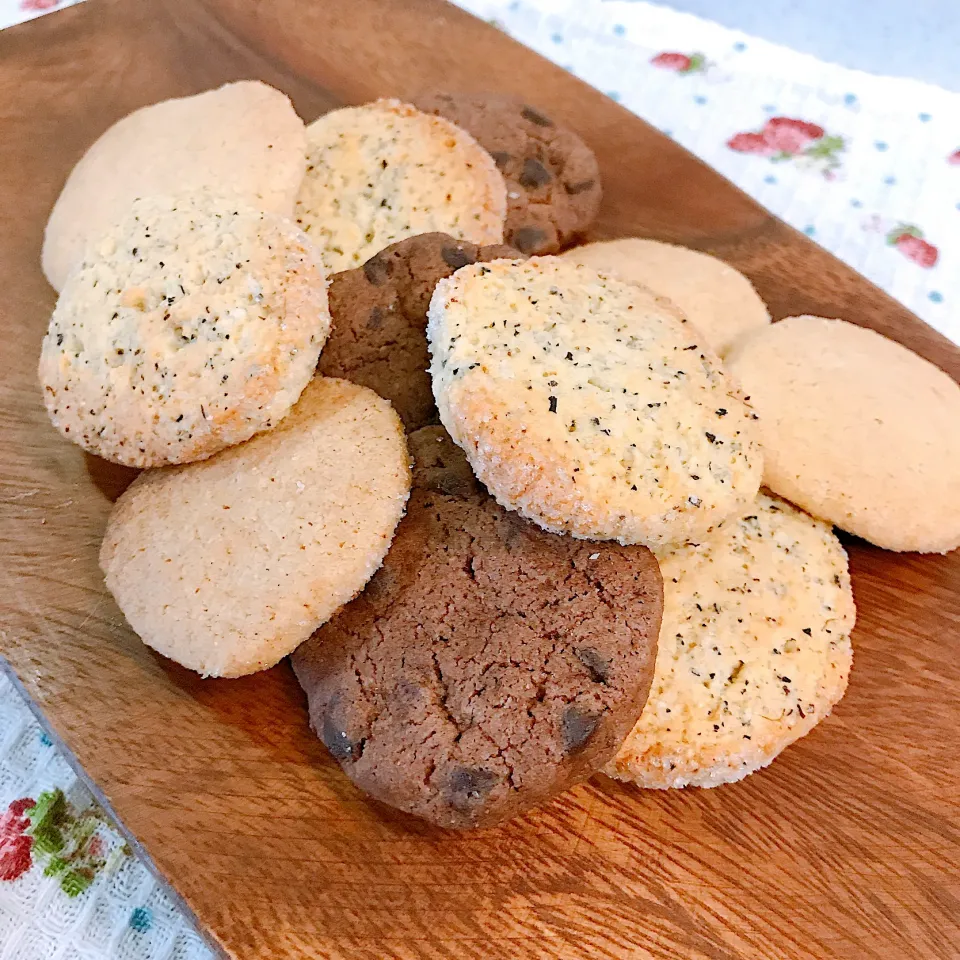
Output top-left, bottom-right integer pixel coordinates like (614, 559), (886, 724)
(292, 429), (661, 828)
(318, 233), (515, 430)
(413, 93), (602, 256)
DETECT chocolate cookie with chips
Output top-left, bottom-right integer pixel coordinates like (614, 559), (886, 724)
(292, 428), (662, 829)
(413, 93), (602, 255)
(318, 232), (515, 430)
(295, 236), (661, 828)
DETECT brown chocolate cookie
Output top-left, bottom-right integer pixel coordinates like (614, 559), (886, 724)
(318, 233), (515, 430)
(413, 93), (602, 255)
(292, 428), (662, 829)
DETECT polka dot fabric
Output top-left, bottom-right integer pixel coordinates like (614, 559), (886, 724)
(459, 0), (960, 345)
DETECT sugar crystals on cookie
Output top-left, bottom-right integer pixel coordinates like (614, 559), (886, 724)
(100, 377), (411, 678)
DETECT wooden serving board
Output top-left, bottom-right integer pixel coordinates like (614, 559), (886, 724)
(2, 1), (958, 957)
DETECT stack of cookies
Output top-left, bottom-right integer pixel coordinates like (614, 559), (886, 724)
(38, 80), (960, 829)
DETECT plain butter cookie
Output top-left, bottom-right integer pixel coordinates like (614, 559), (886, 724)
(100, 377), (410, 678)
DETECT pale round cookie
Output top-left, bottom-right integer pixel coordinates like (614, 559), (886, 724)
(295, 99), (506, 273)
(427, 257), (763, 548)
(725, 316), (960, 553)
(42, 81), (306, 291)
(605, 493), (855, 789)
(39, 190), (330, 468)
(562, 238), (770, 356)
(100, 377), (411, 678)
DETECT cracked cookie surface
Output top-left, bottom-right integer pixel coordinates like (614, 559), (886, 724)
(292, 426), (662, 829)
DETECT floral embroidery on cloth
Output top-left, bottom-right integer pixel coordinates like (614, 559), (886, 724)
(0, 668), (215, 958)
(0, 790), (126, 895)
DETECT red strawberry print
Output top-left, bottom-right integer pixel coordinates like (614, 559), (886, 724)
(729, 117), (826, 157)
(0, 798), (35, 883)
(727, 132), (774, 155)
(650, 52), (707, 74)
(20, 0), (60, 10)
(888, 228), (938, 268)
(728, 117), (843, 176)
(948, 149), (960, 166)
(651, 52), (691, 71)
(763, 117), (825, 154)
(0, 833), (32, 882)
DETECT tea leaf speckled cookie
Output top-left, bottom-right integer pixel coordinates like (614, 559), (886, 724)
(295, 99), (506, 273)
(39, 190), (330, 467)
(428, 257), (763, 548)
(606, 493), (855, 788)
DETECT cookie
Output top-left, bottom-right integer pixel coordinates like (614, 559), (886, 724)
(100, 377), (411, 678)
(39, 190), (330, 468)
(413, 93), (601, 256)
(292, 425), (662, 828)
(428, 257), (763, 548)
(606, 493), (855, 789)
(318, 233), (516, 431)
(42, 81), (306, 292)
(725, 316), (960, 553)
(561, 238), (770, 356)
(295, 100), (506, 273)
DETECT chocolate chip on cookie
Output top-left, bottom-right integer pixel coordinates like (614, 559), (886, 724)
(413, 93), (602, 256)
(318, 233), (515, 431)
(292, 429), (662, 828)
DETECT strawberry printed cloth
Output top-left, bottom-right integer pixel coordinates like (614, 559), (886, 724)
(458, 0), (960, 346)
(1, 0), (959, 958)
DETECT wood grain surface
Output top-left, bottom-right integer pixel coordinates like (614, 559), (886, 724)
(1, 1), (958, 958)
